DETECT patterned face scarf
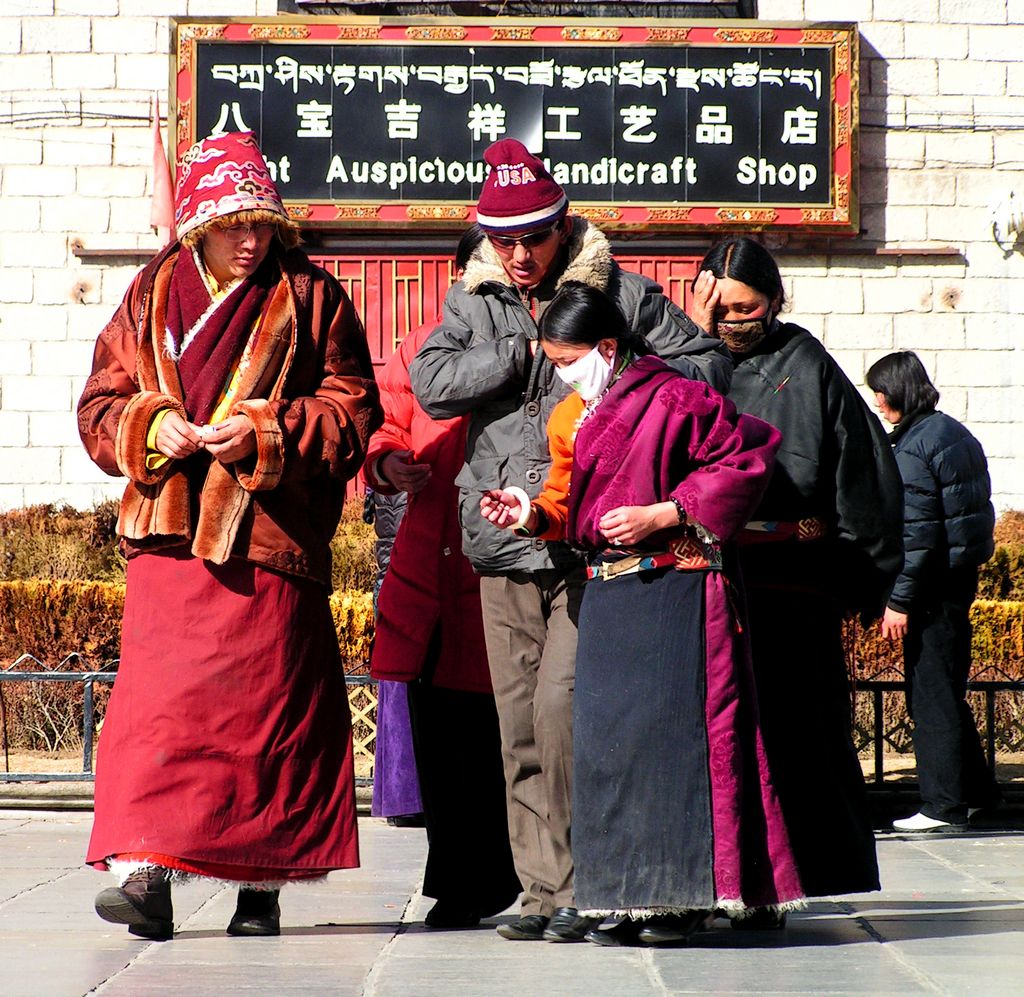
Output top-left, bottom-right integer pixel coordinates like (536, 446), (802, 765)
(164, 247), (279, 425)
(716, 312), (774, 354)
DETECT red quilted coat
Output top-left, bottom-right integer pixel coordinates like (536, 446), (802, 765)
(365, 322), (491, 693)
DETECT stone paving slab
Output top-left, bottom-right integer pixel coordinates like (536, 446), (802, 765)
(1, 811), (1022, 997)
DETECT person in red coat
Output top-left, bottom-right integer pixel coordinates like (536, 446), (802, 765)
(365, 226), (520, 928)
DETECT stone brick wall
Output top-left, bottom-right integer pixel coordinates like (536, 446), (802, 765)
(0, 1), (279, 510)
(768, 0), (1024, 510)
(1, 1), (1022, 510)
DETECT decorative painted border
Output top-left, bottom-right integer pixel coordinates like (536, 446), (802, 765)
(249, 24), (310, 40)
(407, 205), (471, 221)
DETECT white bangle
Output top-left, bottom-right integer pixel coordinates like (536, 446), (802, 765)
(504, 486), (533, 529)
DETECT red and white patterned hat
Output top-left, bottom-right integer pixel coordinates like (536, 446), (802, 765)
(475, 139), (568, 232)
(174, 131), (286, 240)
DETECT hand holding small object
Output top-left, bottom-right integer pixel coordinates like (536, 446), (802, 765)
(480, 489), (528, 530)
(381, 449), (432, 494)
(155, 411), (205, 459)
(202, 414), (256, 463)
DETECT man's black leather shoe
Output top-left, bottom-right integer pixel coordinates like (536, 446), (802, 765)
(496, 914), (549, 940)
(543, 906), (601, 942)
(636, 911), (707, 946)
(585, 918), (641, 947)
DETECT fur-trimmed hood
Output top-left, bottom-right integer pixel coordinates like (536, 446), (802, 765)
(461, 216), (614, 295)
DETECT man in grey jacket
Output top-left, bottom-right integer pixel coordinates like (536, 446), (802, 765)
(409, 139), (729, 942)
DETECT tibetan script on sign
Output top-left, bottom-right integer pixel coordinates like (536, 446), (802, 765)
(172, 17), (858, 232)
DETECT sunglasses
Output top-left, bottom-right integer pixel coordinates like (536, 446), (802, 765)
(486, 223), (561, 251)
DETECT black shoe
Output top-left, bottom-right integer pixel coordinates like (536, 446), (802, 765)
(95, 867), (173, 941)
(585, 918), (641, 947)
(227, 888), (281, 937)
(424, 900), (481, 930)
(731, 907), (787, 931)
(543, 906), (602, 942)
(637, 911), (708, 946)
(387, 813), (427, 828)
(496, 914), (549, 940)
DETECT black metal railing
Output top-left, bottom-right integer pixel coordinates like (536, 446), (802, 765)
(2, 660), (1022, 793)
(0, 657), (378, 785)
(0, 655), (117, 783)
(855, 679), (1024, 791)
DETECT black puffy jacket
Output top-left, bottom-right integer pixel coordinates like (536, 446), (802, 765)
(887, 410), (995, 612)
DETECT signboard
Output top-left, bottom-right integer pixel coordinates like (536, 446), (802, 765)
(172, 16), (858, 233)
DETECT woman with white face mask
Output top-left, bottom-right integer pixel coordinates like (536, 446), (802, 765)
(480, 284), (803, 946)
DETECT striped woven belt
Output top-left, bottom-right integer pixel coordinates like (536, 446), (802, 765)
(586, 534), (722, 581)
(738, 517), (828, 544)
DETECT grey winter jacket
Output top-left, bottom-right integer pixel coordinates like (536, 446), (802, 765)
(886, 409), (995, 613)
(408, 217), (731, 574)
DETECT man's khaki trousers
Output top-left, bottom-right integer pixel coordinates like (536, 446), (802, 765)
(479, 568), (585, 917)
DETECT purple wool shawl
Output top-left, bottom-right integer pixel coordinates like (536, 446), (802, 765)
(566, 356), (805, 908)
(566, 355), (780, 549)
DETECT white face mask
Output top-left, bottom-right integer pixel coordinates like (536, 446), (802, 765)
(554, 345), (614, 401)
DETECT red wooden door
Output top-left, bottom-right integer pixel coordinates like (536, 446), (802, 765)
(307, 252), (703, 370)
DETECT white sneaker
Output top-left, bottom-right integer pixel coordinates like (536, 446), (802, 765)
(892, 811), (967, 832)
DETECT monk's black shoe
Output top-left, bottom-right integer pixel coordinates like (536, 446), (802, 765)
(95, 867), (173, 941)
(496, 913), (549, 940)
(227, 887), (281, 936)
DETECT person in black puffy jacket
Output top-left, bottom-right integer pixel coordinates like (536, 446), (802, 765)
(866, 351), (1001, 832)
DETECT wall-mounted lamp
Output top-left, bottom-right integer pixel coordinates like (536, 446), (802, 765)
(991, 191), (1023, 249)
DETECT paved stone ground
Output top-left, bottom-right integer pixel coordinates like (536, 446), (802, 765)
(1, 810), (1022, 997)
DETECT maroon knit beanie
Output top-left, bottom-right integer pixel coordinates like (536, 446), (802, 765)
(475, 139), (568, 232)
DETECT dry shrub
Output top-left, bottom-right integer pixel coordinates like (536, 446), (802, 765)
(0, 498), (373, 592)
(0, 496), (373, 757)
(330, 496), (376, 594)
(994, 510), (1024, 546)
(848, 599), (1024, 756)
(978, 543), (1024, 601)
(0, 580), (125, 670)
(0, 502), (123, 582)
(0, 580), (123, 752)
(977, 510), (1024, 601)
(330, 589), (375, 674)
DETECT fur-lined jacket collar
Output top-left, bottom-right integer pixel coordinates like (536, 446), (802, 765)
(461, 217), (614, 296)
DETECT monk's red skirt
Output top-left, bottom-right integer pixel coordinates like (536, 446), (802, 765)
(86, 549), (359, 880)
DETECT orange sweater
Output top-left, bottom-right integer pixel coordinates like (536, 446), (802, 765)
(532, 391), (585, 541)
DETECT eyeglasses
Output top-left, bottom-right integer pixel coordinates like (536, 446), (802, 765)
(486, 223), (561, 252)
(219, 222), (275, 242)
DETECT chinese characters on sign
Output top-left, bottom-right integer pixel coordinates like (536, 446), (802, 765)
(175, 20), (857, 231)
